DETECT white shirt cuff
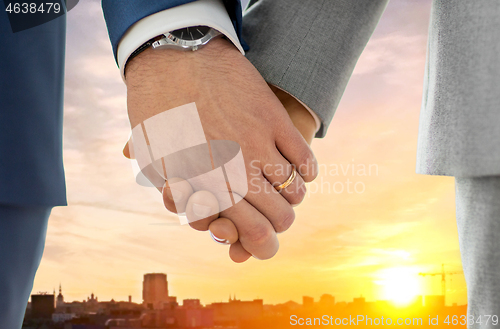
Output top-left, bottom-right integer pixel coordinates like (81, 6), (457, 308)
(117, 0), (244, 81)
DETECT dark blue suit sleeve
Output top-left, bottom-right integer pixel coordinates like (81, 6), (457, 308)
(102, 0), (248, 63)
(0, 14), (67, 207)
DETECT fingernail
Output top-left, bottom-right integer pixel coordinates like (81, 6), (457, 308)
(192, 203), (212, 218)
(210, 231), (230, 245)
(170, 188), (184, 203)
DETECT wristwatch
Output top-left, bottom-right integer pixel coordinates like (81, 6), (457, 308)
(126, 26), (222, 68)
(153, 25), (221, 51)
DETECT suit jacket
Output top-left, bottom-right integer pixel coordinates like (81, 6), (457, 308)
(0, 14), (66, 206)
(416, 1), (500, 177)
(243, 0), (500, 177)
(102, 0), (245, 61)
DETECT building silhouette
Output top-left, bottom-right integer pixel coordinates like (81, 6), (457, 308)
(31, 293), (55, 319)
(319, 294), (335, 308)
(425, 295), (445, 308)
(143, 273), (170, 310)
(208, 296), (263, 325)
(303, 296), (314, 309)
(56, 284), (64, 309)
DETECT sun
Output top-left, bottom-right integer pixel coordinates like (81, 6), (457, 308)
(375, 267), (421, 306)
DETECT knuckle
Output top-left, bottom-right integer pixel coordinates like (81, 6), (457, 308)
(242, 223), (274, 248)
(295, 150), (317, 182)
(287, 182), (306, 205)
(274, 208), (295, 233)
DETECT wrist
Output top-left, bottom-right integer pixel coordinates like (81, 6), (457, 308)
(124, 37), (245, 127)
(125, 37), (239, 80)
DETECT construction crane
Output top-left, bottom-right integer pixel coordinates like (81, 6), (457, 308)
(418, 263), (463, 304)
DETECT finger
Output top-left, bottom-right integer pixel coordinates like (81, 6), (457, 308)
(125, 137), (165, 192)
(229, 240), (252, 263)
(209, 217), (238, 244)
(275, 120), (318, 183)
(220, 197), (279, 260)
(185, 190), (220, 231)
(277, 168), (307, 207)
(260, 151), (307, 207)
(139, 164), (165, 193)
(269, 84), (317, 144)
(162, 177), (194, 214)
(123, 138), (135, 159)
(244, 174), (296, 233)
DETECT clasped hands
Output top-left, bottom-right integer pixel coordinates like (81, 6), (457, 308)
(124, 38), (318, 262)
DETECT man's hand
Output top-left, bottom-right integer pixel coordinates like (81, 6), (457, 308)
(179, 85), (318, 262)
(269, 84), (317, 145)
(125, 37), (318, 261)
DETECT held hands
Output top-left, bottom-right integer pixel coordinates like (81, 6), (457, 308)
(124, 37), (318, 262)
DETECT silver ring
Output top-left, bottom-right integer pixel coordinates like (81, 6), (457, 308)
(210, 230), (230, 245)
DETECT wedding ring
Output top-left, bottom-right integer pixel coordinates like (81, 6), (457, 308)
(275, 168), (297, 193)
(210, 230), (230, 245)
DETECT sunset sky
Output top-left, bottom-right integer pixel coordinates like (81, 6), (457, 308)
(32, 0), (466, 307)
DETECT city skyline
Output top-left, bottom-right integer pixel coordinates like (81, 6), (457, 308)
(31, 272), (464, 308)
(28, 272), (468, 328)
(33, 267), (463, 308)
(30, 287), (461, 308)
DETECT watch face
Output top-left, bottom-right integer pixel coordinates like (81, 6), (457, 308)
(171, 26), (211, 41)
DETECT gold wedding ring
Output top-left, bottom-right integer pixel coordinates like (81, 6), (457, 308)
(275, 168), (297, 193)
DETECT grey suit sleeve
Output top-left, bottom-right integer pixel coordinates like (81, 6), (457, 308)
(416, 0), (500, 177)
(243, 0), (388, 137)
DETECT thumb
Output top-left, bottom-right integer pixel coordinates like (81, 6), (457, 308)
(123, 137), (135, 159)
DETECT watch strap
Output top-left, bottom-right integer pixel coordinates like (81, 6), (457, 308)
(124, 35), (164, 74)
